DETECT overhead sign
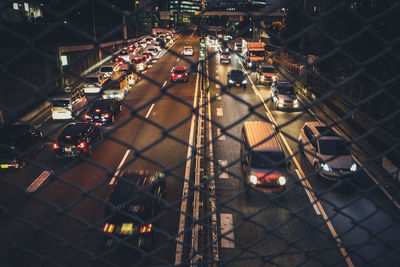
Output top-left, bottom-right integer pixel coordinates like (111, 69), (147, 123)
(160, 11), (170, 20)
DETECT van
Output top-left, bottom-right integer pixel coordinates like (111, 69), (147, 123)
(256, 63), (276, 84)
(102, 72), (130, 100)
(240, 121), (287, 193)
(99, 62), (119, 78)
(83, 72), (108, 94)
(51, 90), (88, 120)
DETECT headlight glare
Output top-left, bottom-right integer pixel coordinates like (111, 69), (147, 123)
(229, 79), (234, 83)
(350, 163), (357, 172)
(321, 163), (332, 171)
(250, 175), (258, 185)
(242, 80), (247, 84)
(278, 176), (286, 186)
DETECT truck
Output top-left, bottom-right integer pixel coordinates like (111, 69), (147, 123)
(243, 40), (265, 69)
(102, 72), (130, 100)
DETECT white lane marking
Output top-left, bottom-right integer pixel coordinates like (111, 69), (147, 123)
(217, 94), (222, 100)
(176, 58), (180, 62)
(142, 70), (147, 74)
(216, 75), (220, 79)
(216, 108), (223, 116)
(145, 104), (155, 119)
(295, 169), (321, 215)
(26, 171), (52, 192)
(240, 60), (355, 267)
(353, 157), (400, 210)
(162, 80), (167, 87)
(220, 213), (235, 248)
(152, 60), (157, 63)
(218, 160), (229, 179)
(109, 149), (131, 185)
(216, 69), (219, 73)
(217, 128), (225, 141)
(175, 62), (200, 265)
(216, 84), (221, 89)
(37, 115), (52, 127)
(170, 68), (174, 73)
(148, 65), (153, 68)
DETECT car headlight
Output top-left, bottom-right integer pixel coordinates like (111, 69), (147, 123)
(242, 80), (247, 84)
(279, 99), (284, 104)
(350, 163), (357, 172)
(321, 163), (332, 171)
(278, 176), (286, 186)
(248, 62), (252, 67)
(229, 79), (234, 83)
(250, 175), (258, 185)
(293, 99), (298, 105)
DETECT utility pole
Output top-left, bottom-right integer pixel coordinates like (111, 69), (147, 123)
(92, 0), (96, 41)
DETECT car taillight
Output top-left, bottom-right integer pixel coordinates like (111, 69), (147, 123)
(84, 114), (91, 119)
(77, 142), (87, 149)
(52, 143), (59, 150)
(103, 223), (115, 233)
(140, 223), (152, 234)
(102, 113), (110, 118)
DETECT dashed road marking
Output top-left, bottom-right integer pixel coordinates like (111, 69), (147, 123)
(295, 169), (321, 215)
(216, 108), (223, 116)
(148, 65), (153, 68)
(162, 80), (167, 87)
(109, 149), (131, 185)
(217, 128), (225, 141)
(142, 70), (147, 74)
(152, 60), (157, 63)
(26, 171), (52, 192)
(216, 84), (221, 89)
(218, 160), (229, 179)
(177, 58), (180, 62)
(220, 213), (235, 248)
(145, 103), (155, 119)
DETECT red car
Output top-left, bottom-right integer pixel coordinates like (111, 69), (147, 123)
(171, 66), (189, 82)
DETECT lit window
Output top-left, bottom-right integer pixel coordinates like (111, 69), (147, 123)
(13, 3), (18, 10)
(24, 3), (29, 12)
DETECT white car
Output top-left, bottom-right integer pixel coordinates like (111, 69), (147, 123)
(220, 52), (231, 64)
(183, 46), (194, 56)
(299, 121), (357, 179)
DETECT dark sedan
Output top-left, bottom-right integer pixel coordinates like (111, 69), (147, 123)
(84, 99), (121, 126)
(97, 171), (166, 263)
(0, 124), (43, 169)
(52, 123), (103, 158)
(227, 69), (248, 88)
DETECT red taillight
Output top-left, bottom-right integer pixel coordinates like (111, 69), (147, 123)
(84, 114), (91, 119)
(52, 143), (59, 150)
(140, 223), (152, 234)
(103, 223), (115, 233)
(77, 142), (86, 149)
(102, 113), (110, 119)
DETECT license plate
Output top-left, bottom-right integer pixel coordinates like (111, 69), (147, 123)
(236, 84), (240, 86)
(1, 164), (9, 169)
(65, 147), (72, 152)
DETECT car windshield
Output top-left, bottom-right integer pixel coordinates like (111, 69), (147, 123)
(222, 52), (230, 56)
(100, 67), (113, 73)
(84, 77), (98, 84)
(319, 139), (350, 155)
(261, 67), (274, 73)
(52, 99), (70, 107)
(278, 86), (295, 95)
(174, 69), (186, 74)
(230, 70), (244, 77)
(251, 151), (286, 169)
(61, 123), (89, 137)
(91, 100), (111, 110)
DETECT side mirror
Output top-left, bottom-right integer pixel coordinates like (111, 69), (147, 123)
(286, 161), (292, 171)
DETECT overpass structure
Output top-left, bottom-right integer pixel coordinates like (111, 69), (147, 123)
(199, 11), (286, 17)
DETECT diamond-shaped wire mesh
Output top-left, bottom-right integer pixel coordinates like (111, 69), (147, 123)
(0, 0), (399, 266)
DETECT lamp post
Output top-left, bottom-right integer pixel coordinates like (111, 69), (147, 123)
(92, 0), (96, 41)
(134, 0), (139, 36)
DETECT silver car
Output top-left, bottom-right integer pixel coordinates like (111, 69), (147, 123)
(299, 121), (357, 179)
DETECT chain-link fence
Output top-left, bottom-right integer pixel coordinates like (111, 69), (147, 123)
(1, 0), (399, 266)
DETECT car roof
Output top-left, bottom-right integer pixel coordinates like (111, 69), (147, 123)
(184, 46), (193, 49)
(61, 123), (90, 136)
(174, 66), (187, 70)
(243, 121), (283, 152)
(260, 63), (274, 68)
(305, 121), (342, 138)
(230, 70), (244, 75)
